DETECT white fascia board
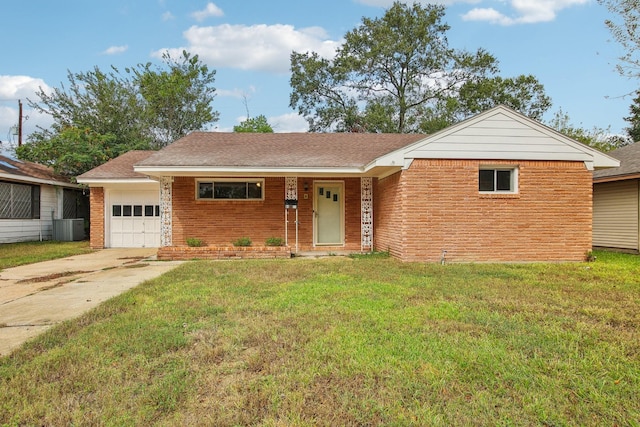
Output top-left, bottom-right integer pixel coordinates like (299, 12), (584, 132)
(133, 166), (368, 177)
(0, 172), (80, 189)
(75, 178), (158, 186)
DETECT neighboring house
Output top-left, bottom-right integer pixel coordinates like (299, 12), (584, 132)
(0, 155), (86, 243)
(593, 142), (640, 252)
(77, 106), (618, 262)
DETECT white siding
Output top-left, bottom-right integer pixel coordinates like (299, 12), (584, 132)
(0, 185), (60, 243)
(593, 180), (639, 250)
(405, 112), (592, 162)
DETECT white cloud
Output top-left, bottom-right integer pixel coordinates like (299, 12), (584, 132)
(103, 45), (128, 55)
(217, 85), (257, 99)
(0, 75), (51, 99)
(355, 0), (480, 6)
(269, 112), (309, 133)
(0, 76), (55, 145)
(356, 0), (587, 25)
(162, 11), (175, 21)
(155, 24), (342, 74)
(462, 0), (589, 25)
(191, 3), (224, 22)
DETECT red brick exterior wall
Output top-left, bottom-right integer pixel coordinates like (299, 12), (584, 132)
(375, 159), (592, 262)
(373, 172), (403, 258)
(170, 177), (362, 251)
(89, 187), (105, 249)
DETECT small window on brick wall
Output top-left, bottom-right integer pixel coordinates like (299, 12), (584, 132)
(479, 167), (518, 193)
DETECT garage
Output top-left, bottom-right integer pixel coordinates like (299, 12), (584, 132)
(108, 189), (160, 248)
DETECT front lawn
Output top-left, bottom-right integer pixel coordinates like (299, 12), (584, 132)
(0, 240), (92, 270)
(1, 251), (638, 425)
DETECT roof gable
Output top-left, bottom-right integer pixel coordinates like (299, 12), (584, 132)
(77, 150), (157, 181)
(394, 106), (618, 170)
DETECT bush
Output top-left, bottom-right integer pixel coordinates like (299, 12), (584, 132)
(265, 237), (285, 247)
(186, 237), (205, 247)
(233, 237), (252, 247)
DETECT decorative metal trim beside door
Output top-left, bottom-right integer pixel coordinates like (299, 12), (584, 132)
(361, 177), (373, 251)
(160, 176), (173, 247)
(285, 177), (298, 201)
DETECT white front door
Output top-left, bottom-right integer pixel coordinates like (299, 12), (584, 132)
(108, 190), (160, 248)
(314, 181), (344, 246)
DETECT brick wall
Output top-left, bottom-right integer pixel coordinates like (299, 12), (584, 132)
(374, 172), (403, 258)
(375, 159), (592, 262)
(89, 187), (104, 249)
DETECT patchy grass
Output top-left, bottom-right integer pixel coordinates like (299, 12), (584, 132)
(0, 241), (92, 270)
(0, 251), (639, 425)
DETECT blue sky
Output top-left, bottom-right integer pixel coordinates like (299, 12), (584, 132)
(0, 0), (636, 150)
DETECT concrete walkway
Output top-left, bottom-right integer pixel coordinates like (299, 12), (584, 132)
(0, 248), (183, 356)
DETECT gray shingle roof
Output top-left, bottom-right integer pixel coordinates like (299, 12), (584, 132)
(0, 155), (73, 185)
(593, 142), (640, 180)
(136, 132), (426, 168)
(77, 150), (157, 180)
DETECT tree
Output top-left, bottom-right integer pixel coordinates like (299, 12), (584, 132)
(129, 51), (219, 147)
(548, 108), (632, 152)
(624, 89), (640, 141)
(17, 51), (218, 176)
(16, 127), (118, 178)
(599, 0), (640, 79)
(290, 2), (550, 133)
(233, 115), (274, 133)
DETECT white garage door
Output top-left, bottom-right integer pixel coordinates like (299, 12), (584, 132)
(109, 190), (161, 248)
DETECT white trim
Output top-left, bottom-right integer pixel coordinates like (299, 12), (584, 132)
(76, 178), (157, 185)
(0, 172), (80, 189)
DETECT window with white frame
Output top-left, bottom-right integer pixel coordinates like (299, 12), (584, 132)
(479, 167), (517, 193)
(197, 179), (264, 200)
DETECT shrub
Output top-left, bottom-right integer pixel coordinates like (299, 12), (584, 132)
(233, 237), (252, 247)
(186, 237), (205, 247)
(265, 237), (285, 247)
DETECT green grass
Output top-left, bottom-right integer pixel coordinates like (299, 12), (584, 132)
(1, 250), (639, 425)
(0, 241), (92, 270)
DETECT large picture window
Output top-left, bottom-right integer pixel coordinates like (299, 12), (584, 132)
(479, 167), (517, 193)
(0, 181), (40, 219)
(197, 180), (263, 200)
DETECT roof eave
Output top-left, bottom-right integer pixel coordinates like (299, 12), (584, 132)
(76, 177), (159, 186)
(133, 165), (372, 177)
(0, 172), (79, 188)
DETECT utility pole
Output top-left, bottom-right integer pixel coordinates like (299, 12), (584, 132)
(18, 99), (23, 146)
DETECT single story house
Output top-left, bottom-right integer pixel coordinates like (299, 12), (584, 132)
(0, 155), (86, 243)
(593, 141), (640, 252)
(77, 106), (618, 262)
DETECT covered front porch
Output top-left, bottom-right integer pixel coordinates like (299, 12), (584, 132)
(154, 175), (376, 260)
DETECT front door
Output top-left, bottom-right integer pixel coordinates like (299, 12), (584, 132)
(314, 181), (344, 246)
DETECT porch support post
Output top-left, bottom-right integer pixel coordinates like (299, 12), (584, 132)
(361, 177), (373, 251)
(160, 176), (173, 247)
(285, 177), (298, 252)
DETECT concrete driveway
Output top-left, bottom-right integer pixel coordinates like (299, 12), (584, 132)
(0, 248), (183, 356)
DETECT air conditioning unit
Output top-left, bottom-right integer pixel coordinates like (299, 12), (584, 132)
(53, 219), (85, 241)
